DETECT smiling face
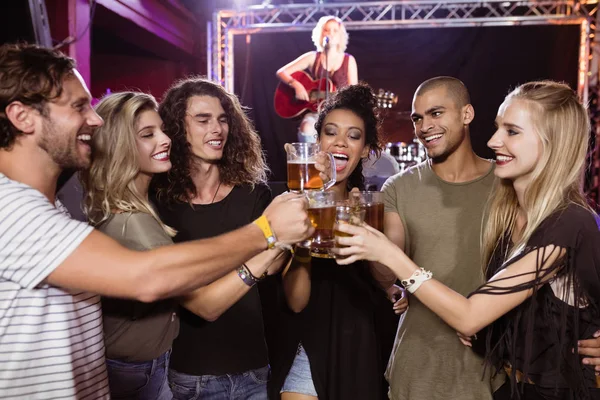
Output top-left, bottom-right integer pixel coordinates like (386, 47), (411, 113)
(411, 86), (472, 160)
(36, 70), (103, 170)
(318, 108), (369, 185)
(135, 109), (171, 177)
(184, 95), (229, 163)
(488, 98), (543, 187)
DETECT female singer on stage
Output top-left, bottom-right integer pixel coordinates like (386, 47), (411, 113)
(269, 83), (399, 400)
(276, 16), (358, 143)
(336, 81), (600, 400)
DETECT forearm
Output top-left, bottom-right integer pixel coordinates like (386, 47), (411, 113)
(369, 261), (396, 291)
(276, 70), (295, 84)
(137, 223), (267, 302)
(378, 245), (522, 337)
(282, 250), (312, 313)
(182, 247), (287, 321)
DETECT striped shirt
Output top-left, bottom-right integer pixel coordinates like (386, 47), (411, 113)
(0, 174), (109, 399)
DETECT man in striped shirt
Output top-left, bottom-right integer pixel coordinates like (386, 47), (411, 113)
(0, 43), (314, 399)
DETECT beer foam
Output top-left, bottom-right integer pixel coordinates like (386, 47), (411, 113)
(287, 160), (316, 164)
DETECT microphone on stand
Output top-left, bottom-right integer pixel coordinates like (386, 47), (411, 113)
(322, 36), (330, 50)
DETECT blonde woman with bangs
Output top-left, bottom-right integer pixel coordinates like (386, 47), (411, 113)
(334, 81), (600, 399)
(81, 91), (177, 400)
(276, 15), (358, 142)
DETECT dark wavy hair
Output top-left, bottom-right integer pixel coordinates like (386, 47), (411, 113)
(152, 77), (269, 204)
(0, 43), (75, 149)
(314, 83), (384, 191)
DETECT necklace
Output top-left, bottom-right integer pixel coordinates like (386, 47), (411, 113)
(211, 181), (222, 204)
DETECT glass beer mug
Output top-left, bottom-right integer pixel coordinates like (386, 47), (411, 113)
(348, 191), (384, 232)
(304, 190), (337, 258)
(286, 143), (336, 192)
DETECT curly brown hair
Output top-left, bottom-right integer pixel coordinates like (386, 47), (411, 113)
(314, 83), (384, 191)
(152, 77), (269, 204)
(0, 43), (75, 149)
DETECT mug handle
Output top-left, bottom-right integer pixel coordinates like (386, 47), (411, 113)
(322, 152), (337, 191)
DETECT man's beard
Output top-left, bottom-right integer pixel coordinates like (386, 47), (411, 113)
(38, 117), (89, 170)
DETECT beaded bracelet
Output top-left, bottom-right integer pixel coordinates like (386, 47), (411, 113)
(400, 268), (433, 294)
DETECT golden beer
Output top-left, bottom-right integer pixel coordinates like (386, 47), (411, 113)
(287, 161), (323, 191)
(332, 205), (365, 259)
(307, 205), (336, 257)
(363, 202), (384, 232)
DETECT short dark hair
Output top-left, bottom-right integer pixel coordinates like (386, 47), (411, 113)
(415, 76), (471, 108)
(0, 43), (76, 149)
(314, 83), (384, 191)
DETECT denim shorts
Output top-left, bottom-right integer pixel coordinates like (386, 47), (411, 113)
(281, 344), (318, 397)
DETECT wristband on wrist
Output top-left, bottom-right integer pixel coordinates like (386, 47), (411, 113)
(243, 263), (268, 282)
(253, 215), (276, 249)
(400, 268), (433, 294)
(237, 264), (256, 287)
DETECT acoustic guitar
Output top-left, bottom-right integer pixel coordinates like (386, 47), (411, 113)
(274, 70), (398, 119)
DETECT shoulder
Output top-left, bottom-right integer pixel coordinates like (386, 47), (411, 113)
(382, 161), (430, 191)
(99, 212), (172, 251)
(531, 203), (599, 248)
(237, 183), (272, 198)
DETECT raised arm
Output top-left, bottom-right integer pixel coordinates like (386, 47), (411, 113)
(336, 223), (564, 337)
(47, 192), (312, 302)
(181, 247), (290, 321)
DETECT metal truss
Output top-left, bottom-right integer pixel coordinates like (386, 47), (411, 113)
(208, 0), (600, 201)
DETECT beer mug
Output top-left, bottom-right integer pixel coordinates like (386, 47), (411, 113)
(331, 204), (366, 259)
(348, 191), (384, 232)
(302, 190), (337, 258)
(286, 143), (336, 192)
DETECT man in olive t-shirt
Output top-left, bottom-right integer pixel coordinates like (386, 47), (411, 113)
(374, 77), (501, 400)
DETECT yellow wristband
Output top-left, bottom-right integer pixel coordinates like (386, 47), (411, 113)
(253, 215), (276, 249)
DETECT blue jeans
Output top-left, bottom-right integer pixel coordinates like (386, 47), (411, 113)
(169, 365), (269, 400)
(106, 350), (173, 400)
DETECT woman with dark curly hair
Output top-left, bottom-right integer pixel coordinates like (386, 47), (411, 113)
(151, 77), (292, 400)
(269, 83), (396, 400)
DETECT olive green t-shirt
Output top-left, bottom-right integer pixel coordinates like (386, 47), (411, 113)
(98, 212), (178, 362)
(382, 161), (502, 400)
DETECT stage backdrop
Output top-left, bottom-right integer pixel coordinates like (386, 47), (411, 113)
(233, 25), (579, 182)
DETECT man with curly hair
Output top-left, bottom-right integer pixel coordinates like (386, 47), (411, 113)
(152, 77), (293, 399)
(0, 43), (313, 399)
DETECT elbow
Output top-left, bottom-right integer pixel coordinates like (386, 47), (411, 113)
(455, 319), (482, 338)
(133, 271), (173, 303)
(287, 299), (308, 313)
(193, 308), (221, 322)
(187, 302), (223, 322)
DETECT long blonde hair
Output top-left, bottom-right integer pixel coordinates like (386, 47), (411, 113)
(482, 81), (592, 271)
(81, 91), (175, 236)
(312, 16), (349, 52)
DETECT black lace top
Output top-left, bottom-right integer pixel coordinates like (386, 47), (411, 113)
(471, 204), (600, 399)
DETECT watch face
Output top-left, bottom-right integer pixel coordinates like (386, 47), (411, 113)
(267, 236), (276, 248)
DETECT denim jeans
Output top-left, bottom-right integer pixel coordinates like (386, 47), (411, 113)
(169, 365), (269, 400)
(106, 350), (173, 400)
